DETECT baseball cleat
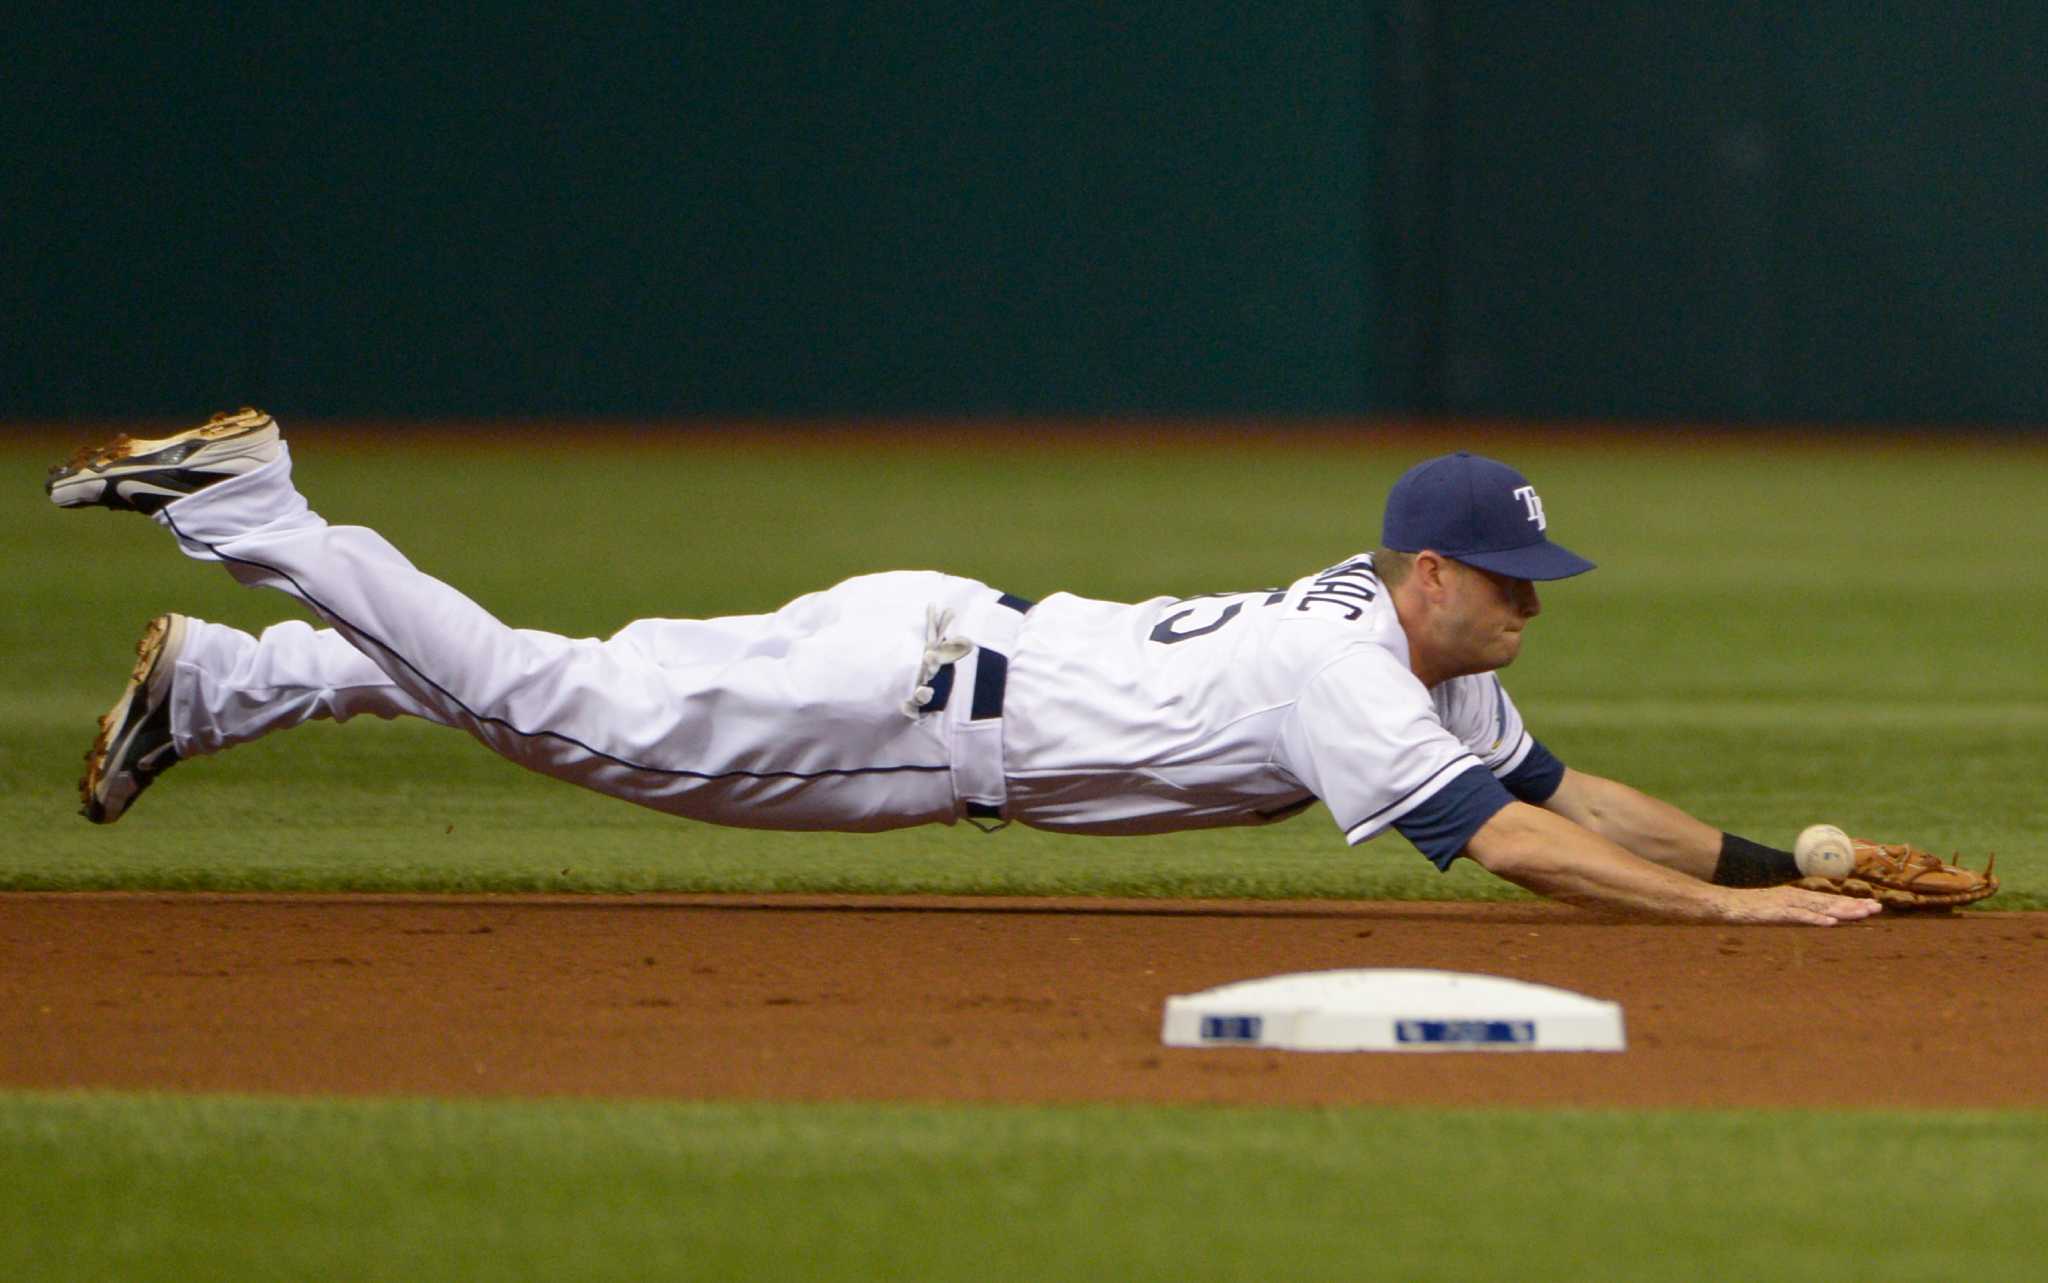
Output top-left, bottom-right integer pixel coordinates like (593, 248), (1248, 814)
(79, 613), (189, 824)
(46, 408), (280, 514)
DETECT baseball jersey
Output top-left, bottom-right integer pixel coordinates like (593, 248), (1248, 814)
(1000, 555), (1565, 866)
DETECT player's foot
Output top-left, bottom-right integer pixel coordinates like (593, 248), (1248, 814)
(79, 613), (189, 824)
(46, 408), (281, 514)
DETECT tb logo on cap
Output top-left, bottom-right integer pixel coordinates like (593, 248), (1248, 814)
(1380, 451), (1594, 580)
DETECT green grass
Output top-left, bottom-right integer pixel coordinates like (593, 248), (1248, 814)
(3, 428), (2046, 902)
(4, 1091), (2042, 1282)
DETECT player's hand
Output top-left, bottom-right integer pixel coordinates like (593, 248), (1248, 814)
(1722, 884), (1884, 926)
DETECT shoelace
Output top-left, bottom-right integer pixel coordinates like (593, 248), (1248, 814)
(901, 605), (977, 717)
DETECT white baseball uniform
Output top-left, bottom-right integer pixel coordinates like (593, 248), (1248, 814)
(158, 447), (1564, 864)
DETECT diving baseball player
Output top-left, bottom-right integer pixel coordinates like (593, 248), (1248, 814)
(46, 410), (1886, 925)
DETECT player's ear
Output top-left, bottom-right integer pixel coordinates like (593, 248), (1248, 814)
(1412, 550), (1452, 597)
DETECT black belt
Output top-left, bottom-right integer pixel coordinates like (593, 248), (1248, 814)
(922, 591), (1033, 822)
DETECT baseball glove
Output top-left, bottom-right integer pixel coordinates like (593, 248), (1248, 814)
(1794, 838), (1999, 910)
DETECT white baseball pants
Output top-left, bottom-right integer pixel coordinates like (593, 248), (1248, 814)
(153, 447), (1022, 830)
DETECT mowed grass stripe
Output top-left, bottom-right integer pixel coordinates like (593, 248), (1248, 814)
(1536, 699), (2048, 728)
(2, 1092), (2041, 1283)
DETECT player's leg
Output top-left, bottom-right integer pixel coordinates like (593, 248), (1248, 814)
(78, 603), (917, 824)
(175, 608), (821, 764)
(173, 617), (441, 752)
(77, 612), (446, 823)
(48, 412), (973, 829)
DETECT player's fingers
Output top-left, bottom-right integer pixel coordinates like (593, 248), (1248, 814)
(1735, 886), (1882, 925)
(1776, 905), (1858, 926)
(1790, 889), (1883, 923)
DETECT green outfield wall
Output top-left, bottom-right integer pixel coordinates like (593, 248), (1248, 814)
(9, 6), (2045, 425)
(1408, 7), (2048, 426)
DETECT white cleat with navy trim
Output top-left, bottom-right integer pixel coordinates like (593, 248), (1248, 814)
(80, 613), (189, 823)
(46, 408), (281, 514)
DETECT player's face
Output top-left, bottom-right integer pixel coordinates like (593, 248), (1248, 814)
(1442, 561), (1541, 672)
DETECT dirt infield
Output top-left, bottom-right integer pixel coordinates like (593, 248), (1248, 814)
(5, 893), (2044, 1109)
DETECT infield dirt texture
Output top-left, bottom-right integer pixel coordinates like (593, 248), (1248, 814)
(8, 892), (2048, 1108)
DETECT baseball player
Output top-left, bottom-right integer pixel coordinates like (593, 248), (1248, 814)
(47, 410), (1885, 925)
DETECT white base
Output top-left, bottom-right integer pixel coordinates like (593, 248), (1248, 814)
(1161, 968), (1625, 1052)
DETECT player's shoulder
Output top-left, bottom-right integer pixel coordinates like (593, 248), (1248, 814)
(1285, 555), (1388, 616)
(1259, 557), (1405, 650)
(1281, 616), (1426, 705)
(1430, 670), (1504, 722)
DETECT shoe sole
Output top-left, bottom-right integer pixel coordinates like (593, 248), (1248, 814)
(81, 614), (187, 824)
(47, 410), (278, 509)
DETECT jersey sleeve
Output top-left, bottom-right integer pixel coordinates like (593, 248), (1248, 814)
(1277, 649), (1517, 868)
(1435, 674), (1567, 804)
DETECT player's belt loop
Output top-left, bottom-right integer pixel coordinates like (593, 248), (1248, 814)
(962, 647), (1009, 819)
(952, 589), (1032, 826)
(969, 590), (1030, 720)
(919, 591), (1032, 717)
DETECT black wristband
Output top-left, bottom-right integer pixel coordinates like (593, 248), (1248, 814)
(1711, 833), (1801, 887)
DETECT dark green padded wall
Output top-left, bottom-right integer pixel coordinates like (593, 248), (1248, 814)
(10, 7), (2045, 425)
(1418, 7), (2048, 425)
(8, 5), (1374, 417)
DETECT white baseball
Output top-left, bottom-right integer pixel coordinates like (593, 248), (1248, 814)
(1794, 824), (1857, 879)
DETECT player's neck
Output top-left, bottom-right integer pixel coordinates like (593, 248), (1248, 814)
(1389, 589), (1441, 687)
(1391, 586), (1472, 688)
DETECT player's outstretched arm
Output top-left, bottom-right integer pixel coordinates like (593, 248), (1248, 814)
(1539, 768), (1723, 879)
(1463, 802), (1882, 926)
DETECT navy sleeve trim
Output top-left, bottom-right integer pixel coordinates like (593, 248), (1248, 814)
(1501, 737), (1566, 804)
(1342, 754), (1481, 843)
(1392, 764), (1517, 871)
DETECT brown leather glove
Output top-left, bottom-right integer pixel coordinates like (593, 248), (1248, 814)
(1794, 838), (1999, 910)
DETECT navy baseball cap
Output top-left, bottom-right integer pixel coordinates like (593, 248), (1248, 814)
(1381, 451), (1596, 581)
